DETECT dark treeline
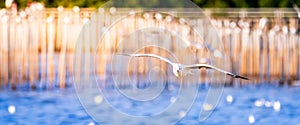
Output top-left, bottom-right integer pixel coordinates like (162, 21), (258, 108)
(0, 0), (300, 9)
(192, 0), (298, 8)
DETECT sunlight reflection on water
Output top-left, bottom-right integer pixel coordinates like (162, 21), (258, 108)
(0, 85), (300, 124)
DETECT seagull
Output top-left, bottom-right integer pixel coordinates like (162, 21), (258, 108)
(117, 53), (249, 80)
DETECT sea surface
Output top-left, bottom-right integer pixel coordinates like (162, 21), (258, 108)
(1, 84), (300, 125)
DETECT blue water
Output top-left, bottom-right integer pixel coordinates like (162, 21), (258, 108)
(1, 85), (300, 125)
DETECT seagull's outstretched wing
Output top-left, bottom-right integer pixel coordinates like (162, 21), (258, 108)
(117, 53), (174, 65)
(183, 64), (249, 80)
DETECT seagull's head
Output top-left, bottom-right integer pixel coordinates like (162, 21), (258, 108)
(172, 64), (183, 77)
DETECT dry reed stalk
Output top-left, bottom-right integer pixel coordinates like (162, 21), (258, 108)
(58, 17), (70, 88)
(9, 17), (21, 88)
(240, 22), (250, 76)
(289, 18), (298, 79)
(55, 12), (64, 52)
(230, 23), (242, 84)
(95, 11), (105, 76)
(0, 17), (9, 85)
(83, 24), (91, 87)
(261, 33), (268, 81)
(290, 34), (298, 78)
(268, 29), (275, 79)
(46, 19), (55, 86)
(136, 16), (147, 75)
(97, 42), (106, 78)
(66, 18), (81, 78)
(282, 26), (290, 81)
(40, 19), (47, 84)
(29, 20), (39, 88)
(15, 19), (23, 84)
(298, 35), (300, 79)
(22, 19), (29, 84)
(252, 29), (261, 77)
(278, 33), (285, 80)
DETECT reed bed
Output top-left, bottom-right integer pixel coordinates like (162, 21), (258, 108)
(0, 8), (299, 89)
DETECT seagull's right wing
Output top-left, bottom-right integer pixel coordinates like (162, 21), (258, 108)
(117, 53), (174, 65)
(184, 64), (249, 80)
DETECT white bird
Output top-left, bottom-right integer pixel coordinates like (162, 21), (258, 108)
(117, 53), (249, 80)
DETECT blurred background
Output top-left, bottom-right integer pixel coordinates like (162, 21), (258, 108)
(1, 0), (300, 8)
(0, 0), (300, 125)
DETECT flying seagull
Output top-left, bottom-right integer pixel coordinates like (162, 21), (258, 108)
(117, 53), (249, 80)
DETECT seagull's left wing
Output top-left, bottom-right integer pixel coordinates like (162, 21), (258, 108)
(116, 53), (174, 65)
(183, 64), (249, 80)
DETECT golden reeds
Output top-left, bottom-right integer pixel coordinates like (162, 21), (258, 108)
(0, 8), (299, 89)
